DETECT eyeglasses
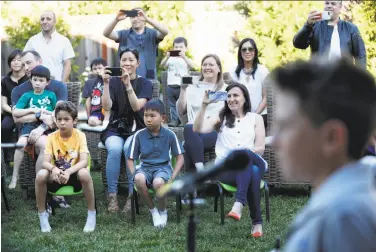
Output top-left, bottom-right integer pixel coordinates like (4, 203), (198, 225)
(241, 47), (255, 53)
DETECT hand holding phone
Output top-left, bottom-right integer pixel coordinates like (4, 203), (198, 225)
(208, 91), (228, 102)
(119, 9), (139, 18)
(107, 67), (123, 77)
(321, 11), (333, 21)
(169, 50), (181, 57)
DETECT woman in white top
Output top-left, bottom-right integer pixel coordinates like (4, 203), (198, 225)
(193, 82), (267, 238)
(231, 38), (269, 129)
(177, 54), (227, 173)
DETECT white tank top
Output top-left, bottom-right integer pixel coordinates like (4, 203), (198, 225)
(215, 112), (256, 161)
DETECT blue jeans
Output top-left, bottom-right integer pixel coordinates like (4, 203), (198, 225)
(105, 135), (135, 194)
(183, 124), (218, 172)
(218, 150), (266, 225)
(167, 86), (181, 123)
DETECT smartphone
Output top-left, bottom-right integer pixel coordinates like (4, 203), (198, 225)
(107, 67), (122, 77)
(182, 76), (193, 85)
(169, 50), (181, 57)
(321, 11), (333, 21)
(119, 9), (138, 17)
(208, 91), (228, 102)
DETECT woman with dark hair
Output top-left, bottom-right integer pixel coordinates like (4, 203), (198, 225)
(1, 49), (29, 147)
(231, 38), (269, 129)
(193, 82), (267, 238)
(101, 48), (153, 213)
(176, 54), (227, 175)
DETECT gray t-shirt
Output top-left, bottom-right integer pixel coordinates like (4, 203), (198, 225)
(116, 27), (162, 79)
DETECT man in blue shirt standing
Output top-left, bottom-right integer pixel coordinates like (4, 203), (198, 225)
(270, 57), (376, 251)
(103, 7), (169, 80)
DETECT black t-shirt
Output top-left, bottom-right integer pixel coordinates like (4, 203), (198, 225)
(1, 72), (29, 107)
(109, 76), (153, 130)
(82, 76), (104, 113)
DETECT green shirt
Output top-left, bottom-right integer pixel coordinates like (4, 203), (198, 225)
(15, 90), (57, 111)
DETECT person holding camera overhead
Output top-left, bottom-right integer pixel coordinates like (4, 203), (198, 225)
(293, 1), (366, 69)
(101, 48), (153, 213)
(103, 7), (169, 80)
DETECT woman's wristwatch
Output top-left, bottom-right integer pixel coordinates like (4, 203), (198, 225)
(126, 88), (133, 94)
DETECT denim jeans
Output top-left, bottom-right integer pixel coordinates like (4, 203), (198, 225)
(105, 135), (135, 194)
(218, 150), (266, 225)
(183, 124), (218, 172)
(167, 86), (181, 123)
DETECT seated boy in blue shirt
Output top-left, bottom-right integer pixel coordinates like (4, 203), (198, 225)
(127, 99), (184, 228)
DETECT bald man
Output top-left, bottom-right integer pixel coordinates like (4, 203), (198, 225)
(24, 11), (75, 83)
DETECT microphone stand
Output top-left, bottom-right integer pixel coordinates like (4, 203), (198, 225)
(187, 192), (196, 252)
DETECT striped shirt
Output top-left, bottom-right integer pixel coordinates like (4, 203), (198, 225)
(127, 126), (184, 167)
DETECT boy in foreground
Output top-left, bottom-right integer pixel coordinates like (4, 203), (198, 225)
(127, 99), (184, 228)
(35, 101), (96, 233)
(271, 57), (376, 251)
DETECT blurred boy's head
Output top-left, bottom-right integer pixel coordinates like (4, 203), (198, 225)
(143, 99), (166, 131)
(54, 101), (78, 133)
(271, 57), (376, 184)
(90, 58), (107, 76)
(173, 37), (188, 53)
(30, 65), (50, 94)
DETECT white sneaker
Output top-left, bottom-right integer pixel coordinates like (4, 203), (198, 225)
(83, 210), (96, 233)
(150, 208), (163, 228)
(159, 210), (168, 227)
(38, 211), (51, 233)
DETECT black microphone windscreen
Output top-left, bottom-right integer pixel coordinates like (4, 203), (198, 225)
(223, 149), (250, 171)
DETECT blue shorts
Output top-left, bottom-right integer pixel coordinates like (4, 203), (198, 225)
(21, 122), (40, 136)
(134, 165), (172, 188)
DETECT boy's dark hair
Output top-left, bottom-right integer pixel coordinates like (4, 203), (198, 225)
(144, 99), (166, 115)
(8, 49), (22, 67)
(20, 50), (41, 61)
(271, 57), (376, 159)
(31, 65), (50, 81)
(173, 37), (188, 47)
(119, 48), (139, 61)
(54, 101), (78, 120)
(90, 57), (107, 70)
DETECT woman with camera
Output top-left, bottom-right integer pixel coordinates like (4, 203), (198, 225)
(230, 38), (269, 129)
(193, 82), (267, 238)
(101, 48), (153, 213)
(177, 54), (227, 175)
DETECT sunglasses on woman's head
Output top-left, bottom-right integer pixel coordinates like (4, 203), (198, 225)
(241, 47), (255, 53)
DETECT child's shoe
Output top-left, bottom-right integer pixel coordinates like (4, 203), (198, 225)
(83, 210), (96, 233)
(159, 209), (168, 228)
(38, 211), (51, 233)
(150, 208), (163, 228)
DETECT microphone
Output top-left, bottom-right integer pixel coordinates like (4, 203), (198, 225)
(156, 149), (250, 198)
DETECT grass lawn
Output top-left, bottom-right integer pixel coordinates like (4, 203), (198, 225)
(1, 171), (308, 252)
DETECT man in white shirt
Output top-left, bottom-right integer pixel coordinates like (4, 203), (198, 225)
(24, 11), (75, 82)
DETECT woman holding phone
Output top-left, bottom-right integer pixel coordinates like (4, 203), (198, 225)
(193, 82), (267, 238)
(177, 54), (227, 175)
(101, 48), (153, 213)
(230, 38), (269, 129)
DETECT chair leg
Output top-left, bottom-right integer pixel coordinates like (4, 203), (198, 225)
(134, 192), (140, 215)
(176, 194), (181, 223)
(264, 182), (270, 222)
(1, 177), (10, 212)
(214, 195), (218, 213)
(130, 193), (136, 224)
(214, 182), (224, 225)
